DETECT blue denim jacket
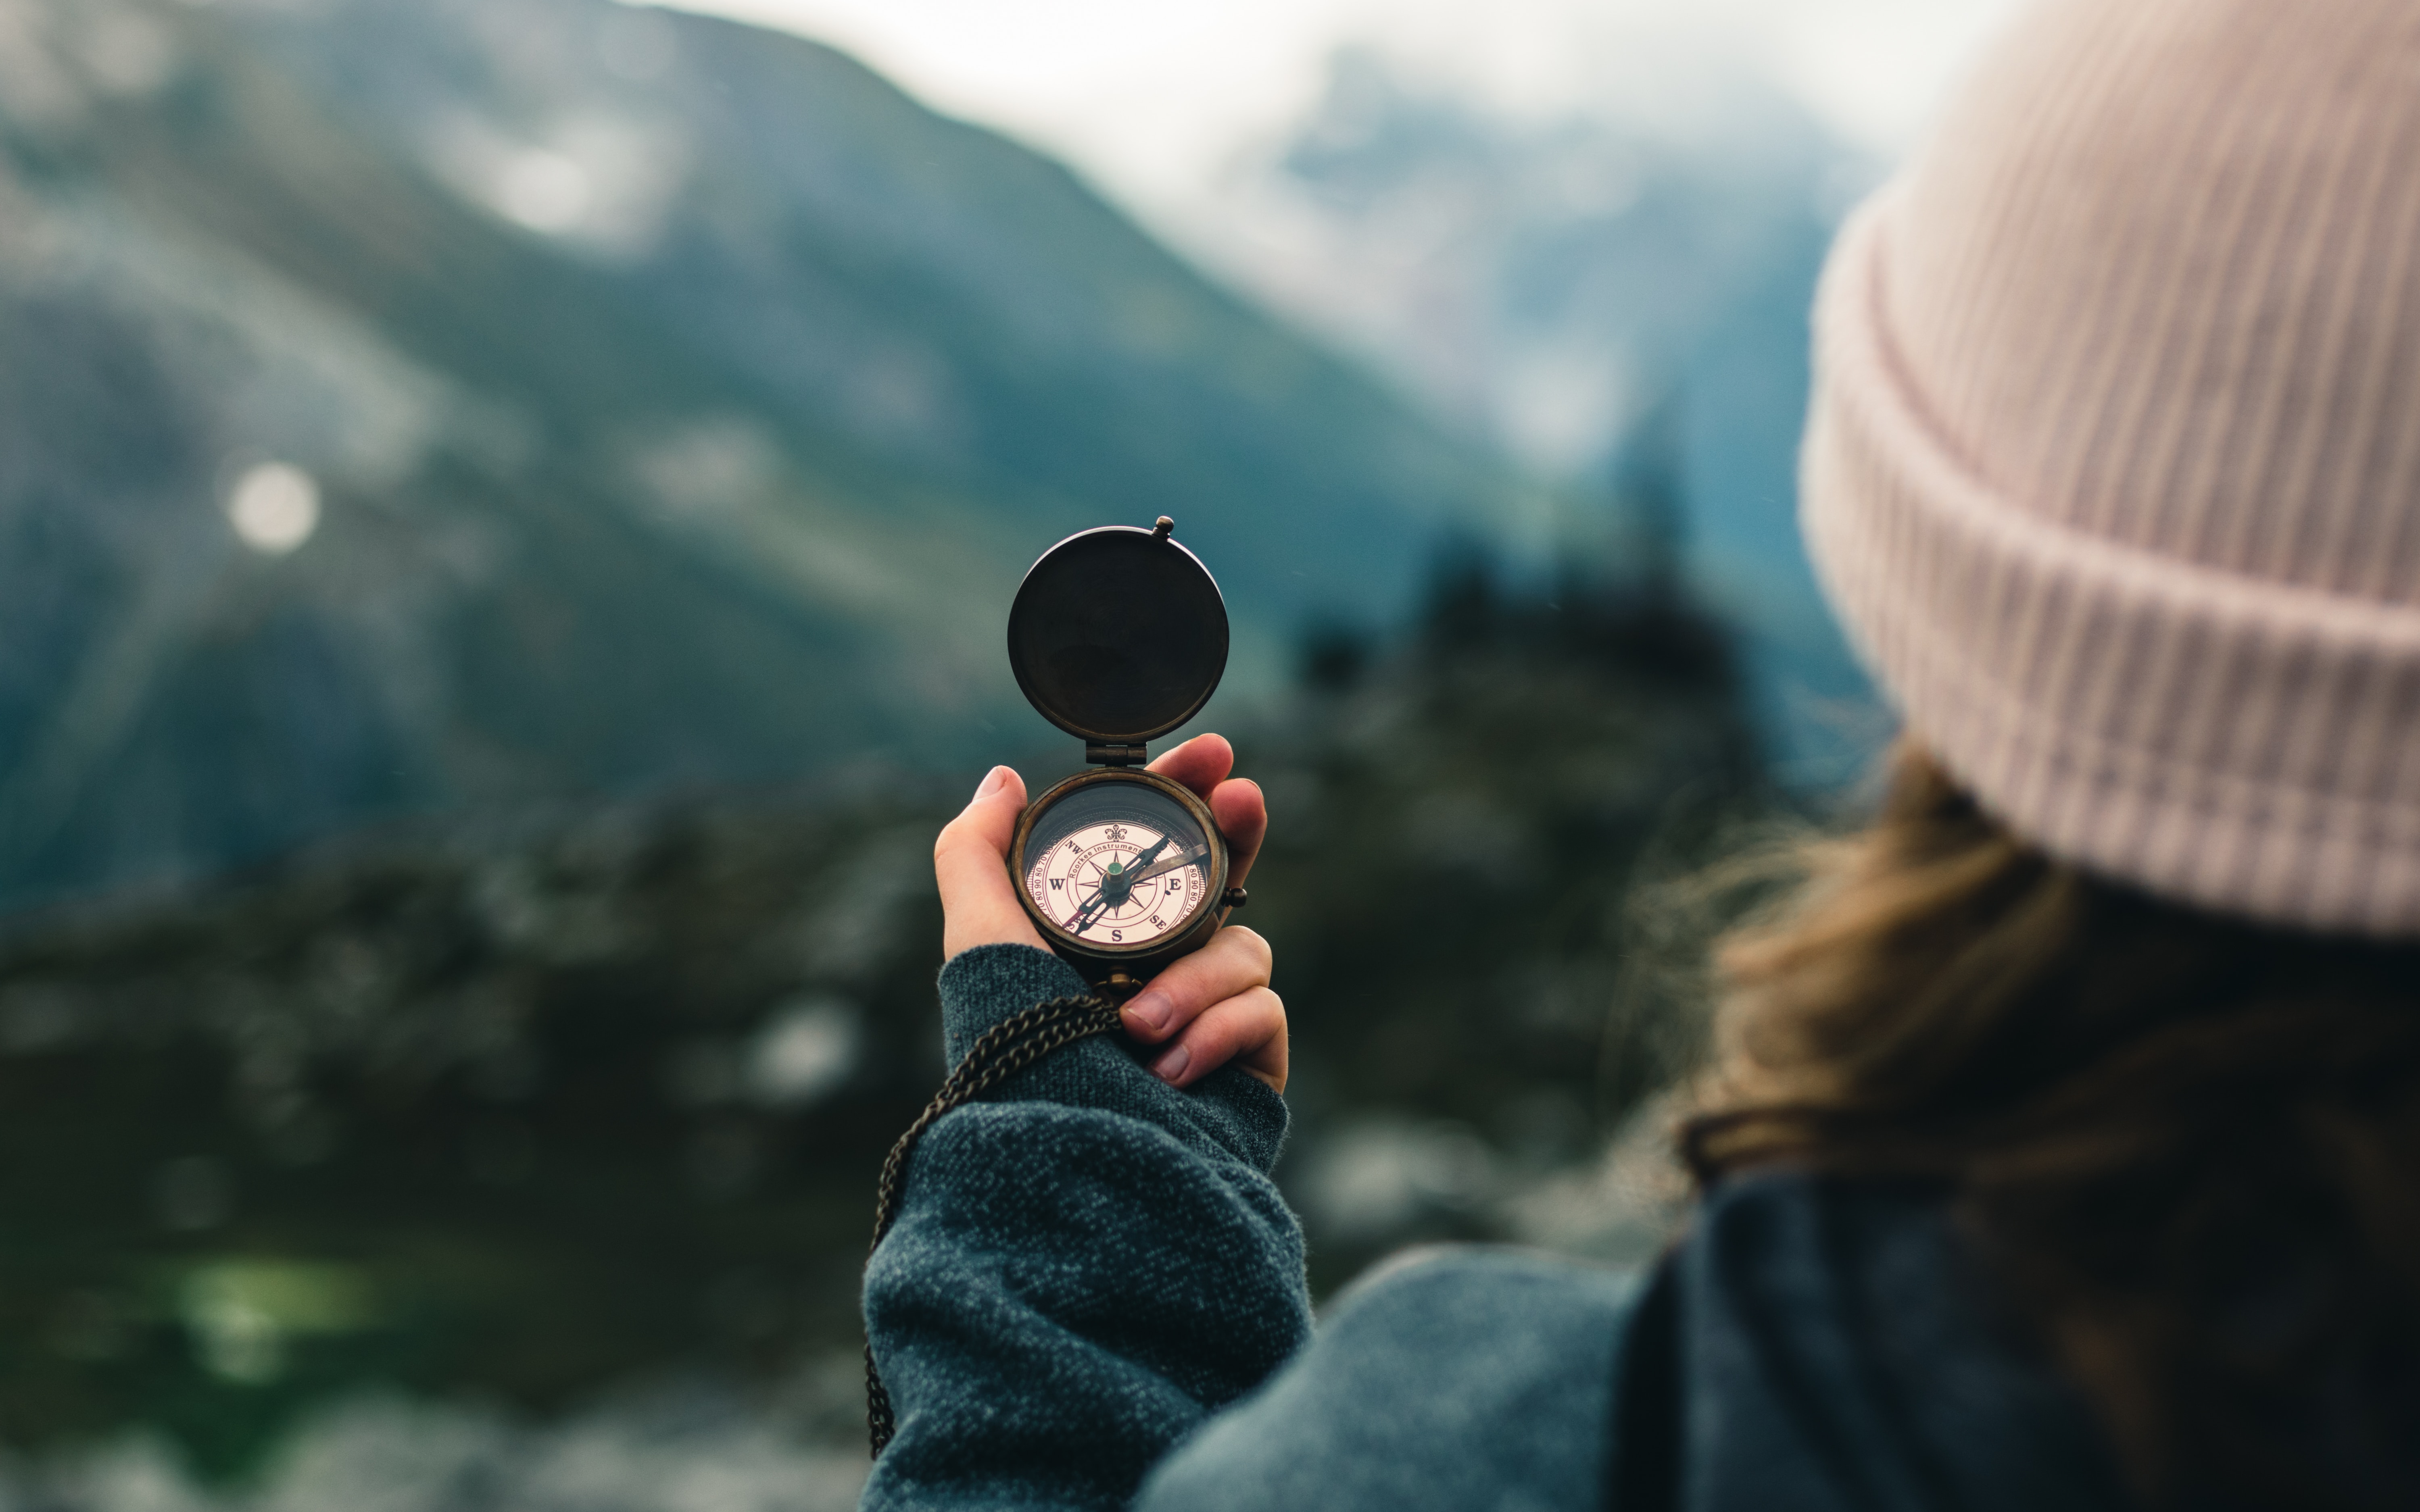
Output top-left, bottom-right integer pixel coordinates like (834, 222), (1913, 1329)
(861, 945), (2132, 1511)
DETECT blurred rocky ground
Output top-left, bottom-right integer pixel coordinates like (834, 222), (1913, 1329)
(0, 552), (1770, 1496)
(0, 1364), (875, 1512)
(0, 769), (947, 1482)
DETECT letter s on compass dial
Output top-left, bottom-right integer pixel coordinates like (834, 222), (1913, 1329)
(1017, 781), (1216, 950)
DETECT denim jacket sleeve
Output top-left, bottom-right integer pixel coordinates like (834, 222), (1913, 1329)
(859, 944), (1312, 1512)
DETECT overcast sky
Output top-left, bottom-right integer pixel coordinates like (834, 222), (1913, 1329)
(640, 0), (2020, 227)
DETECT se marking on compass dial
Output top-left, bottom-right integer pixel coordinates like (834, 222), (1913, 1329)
(1025, 820), (1209, 946)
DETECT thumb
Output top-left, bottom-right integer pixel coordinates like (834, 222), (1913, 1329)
(936, 766), (1047, 959)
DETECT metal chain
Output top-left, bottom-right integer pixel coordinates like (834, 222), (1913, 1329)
(864, 993), (1125, 1458)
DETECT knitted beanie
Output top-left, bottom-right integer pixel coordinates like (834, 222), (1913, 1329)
(1802, 0), (2420, 935)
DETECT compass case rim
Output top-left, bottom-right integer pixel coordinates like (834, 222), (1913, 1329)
(1010, 767), (1232, 981)
(1006, 525), (1230, 747)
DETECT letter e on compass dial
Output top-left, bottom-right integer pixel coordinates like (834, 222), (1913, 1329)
(1023, 818), (1208, 947)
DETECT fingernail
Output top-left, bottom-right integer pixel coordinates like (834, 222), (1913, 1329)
(973, 766), (1010, 800)
(1153, 1044), (1191, 1084)
(1126, 991), (1173, 1034)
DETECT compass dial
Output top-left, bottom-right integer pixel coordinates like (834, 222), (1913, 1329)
(1026, 819), (1210, 946)
(1018, 781), (1217, 950)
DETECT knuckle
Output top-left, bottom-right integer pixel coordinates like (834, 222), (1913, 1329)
(1196, 1010), (1245, 1055)
(1222, 925), (1271, 963)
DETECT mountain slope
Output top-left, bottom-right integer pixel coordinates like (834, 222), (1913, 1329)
(0, 0), (1523, 906)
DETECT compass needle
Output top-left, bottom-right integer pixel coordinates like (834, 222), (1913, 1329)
(1124, 844), (1208, 887)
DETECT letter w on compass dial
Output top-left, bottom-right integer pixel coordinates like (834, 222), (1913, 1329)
(1021, 792), (1213, 948)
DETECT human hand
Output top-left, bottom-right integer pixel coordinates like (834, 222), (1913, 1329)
(931, 733), (1284, 1091)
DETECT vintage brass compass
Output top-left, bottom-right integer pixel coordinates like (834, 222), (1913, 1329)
(1005, 516), (1242, 996)
(868, 514), (1239, 1452)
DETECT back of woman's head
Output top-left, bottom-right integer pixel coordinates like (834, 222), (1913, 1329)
(1690, 748), (2420, 1510)
(1705, 0), (2420, 1505)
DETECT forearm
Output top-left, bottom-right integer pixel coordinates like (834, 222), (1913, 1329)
(861, 945), (1312, 1511)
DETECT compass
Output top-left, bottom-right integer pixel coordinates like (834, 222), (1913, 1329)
(1005, 517), (1240, 995)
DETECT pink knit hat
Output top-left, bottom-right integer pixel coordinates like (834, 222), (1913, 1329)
(1802, 0), (2420, 935)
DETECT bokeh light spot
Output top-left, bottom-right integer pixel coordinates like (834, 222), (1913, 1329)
(226, 462), (322, 554)
(498, 150), (592, 233)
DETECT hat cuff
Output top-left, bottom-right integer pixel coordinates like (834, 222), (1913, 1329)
(1803, 197), (2420, 935)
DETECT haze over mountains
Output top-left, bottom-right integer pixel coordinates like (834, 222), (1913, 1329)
(0, 0), (1523, 907)
(1200, 48), (1879, 770)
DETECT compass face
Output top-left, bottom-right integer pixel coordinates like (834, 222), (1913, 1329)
(1018, 780), (1216, 949)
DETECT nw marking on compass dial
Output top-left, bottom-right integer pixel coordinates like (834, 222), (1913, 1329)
(1024, 818), (1210, 946)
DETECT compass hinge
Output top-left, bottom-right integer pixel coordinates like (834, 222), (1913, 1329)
(1085, 742), (1148, 766)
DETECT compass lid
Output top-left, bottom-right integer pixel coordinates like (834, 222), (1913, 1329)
(1007, 518), (1229, 749)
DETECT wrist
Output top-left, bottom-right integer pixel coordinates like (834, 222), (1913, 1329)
(935, 943), (1093, 1066)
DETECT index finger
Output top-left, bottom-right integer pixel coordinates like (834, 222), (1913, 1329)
(1149, 734), (1266, 888)
(1147, 732), (1233, 798)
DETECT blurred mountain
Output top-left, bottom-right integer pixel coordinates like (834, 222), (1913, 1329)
(1202, 49), (1889, 775)
(0, 0), (1523, 908)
